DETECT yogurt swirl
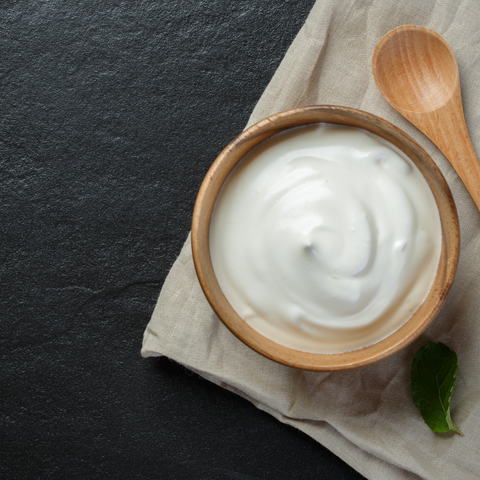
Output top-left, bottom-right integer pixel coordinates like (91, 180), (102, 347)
(210, 124), (441, 353)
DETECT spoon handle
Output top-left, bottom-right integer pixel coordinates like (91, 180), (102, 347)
(400, 89), (480, 211)
(436, 121), (480, 212)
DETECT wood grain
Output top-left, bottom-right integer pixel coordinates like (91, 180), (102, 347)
(372, 25), (480, 212)
(192, 106), (459, 371)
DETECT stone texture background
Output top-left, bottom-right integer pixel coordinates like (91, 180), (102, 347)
(1, 1), (364, 478)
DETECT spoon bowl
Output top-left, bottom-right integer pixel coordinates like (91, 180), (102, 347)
(373, 25), (480, 211)
(374, 27), (458, 112)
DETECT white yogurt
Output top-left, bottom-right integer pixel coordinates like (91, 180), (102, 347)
(210, 124), (441, 353)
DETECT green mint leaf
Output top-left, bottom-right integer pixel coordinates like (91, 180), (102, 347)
(411, 341), (463, 435)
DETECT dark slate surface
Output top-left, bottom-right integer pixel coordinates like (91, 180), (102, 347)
(1, 2), (366, 479)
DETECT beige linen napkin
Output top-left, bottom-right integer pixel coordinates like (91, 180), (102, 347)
(142, 1), (480, 478)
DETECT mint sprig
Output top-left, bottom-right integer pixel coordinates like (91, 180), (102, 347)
(411, 341), (463, 435)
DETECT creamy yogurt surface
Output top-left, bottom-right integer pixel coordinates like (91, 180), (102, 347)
(210, 124), (441, 353)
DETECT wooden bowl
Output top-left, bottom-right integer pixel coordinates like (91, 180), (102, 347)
(191, 106), (459, 371)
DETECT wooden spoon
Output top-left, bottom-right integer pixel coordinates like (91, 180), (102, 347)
(372, 25), (480, 211)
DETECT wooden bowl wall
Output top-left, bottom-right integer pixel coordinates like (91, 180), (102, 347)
(192, 106), (459, 371)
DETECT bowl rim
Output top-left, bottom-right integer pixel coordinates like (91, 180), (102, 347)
(191, 105), (460, 371)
